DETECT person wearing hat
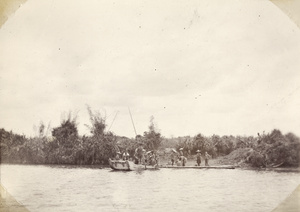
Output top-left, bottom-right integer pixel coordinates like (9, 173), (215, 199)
(196, 150), (201, 166)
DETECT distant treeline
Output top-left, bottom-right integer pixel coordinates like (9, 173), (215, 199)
(0, 107), (299, 167)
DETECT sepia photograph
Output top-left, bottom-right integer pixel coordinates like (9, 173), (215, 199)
(0, 0), (300, 211)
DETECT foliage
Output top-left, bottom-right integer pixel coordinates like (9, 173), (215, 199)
(0, 107), (118, 165)
(254, 129), (300, 167)
(143, 116), (162, 151)
(83, 106), (118, 164)
(172, 134), (234, 158)
(0, 128), (27, 163)
(1, 111), (300, 169)
(85, 105), (106, 137)
(52, 112), (79, 149)
(223, 129), (300, 168)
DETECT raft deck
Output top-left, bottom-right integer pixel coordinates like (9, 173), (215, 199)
(160, 165), (235, 169)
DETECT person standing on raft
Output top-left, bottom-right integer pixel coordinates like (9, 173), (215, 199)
(122, 149), (130, 160)
(170, 149), (176, 166)
(205, 151), (211, 166)
(134, 143), (144, 164)
(196, 150), (201, 166)
(179, 148), (187, 166)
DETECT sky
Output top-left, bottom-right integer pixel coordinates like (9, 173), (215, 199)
(0, 0), (300, 138)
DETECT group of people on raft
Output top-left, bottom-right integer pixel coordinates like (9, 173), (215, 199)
(114, 143), (159, 166)
(114, 143), (211, 167)
(170, 148), (211, 167)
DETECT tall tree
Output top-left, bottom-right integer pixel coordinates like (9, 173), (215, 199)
(85, 105), (106, 138)
(143, 116), (162, 150)
(52, 111), (78, 148)
(194, 133), (206, 151)
(84, 105), (117, 164)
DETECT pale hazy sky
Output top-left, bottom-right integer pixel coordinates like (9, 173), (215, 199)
(0, 0), (300, 138)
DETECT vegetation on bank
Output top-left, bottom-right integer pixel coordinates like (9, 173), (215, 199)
(161, 130), (300, 168)
(0, 107), (299, 168)
(0, 107), (163, 165)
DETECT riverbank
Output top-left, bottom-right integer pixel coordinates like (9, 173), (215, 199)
(0, 184), (30, 212)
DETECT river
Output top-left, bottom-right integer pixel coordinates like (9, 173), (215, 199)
(0, 164), (299, 212)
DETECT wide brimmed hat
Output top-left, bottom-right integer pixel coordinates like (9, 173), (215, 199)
(196, 150), (200, 153)
(171, 148), (177, 153)
(179, 148), (183, 151)
(117, 152), (121, 154)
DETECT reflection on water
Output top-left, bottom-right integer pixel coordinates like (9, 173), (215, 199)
(1, 164), (299, 212)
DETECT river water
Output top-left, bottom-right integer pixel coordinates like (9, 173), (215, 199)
(0, 164), (299, 212)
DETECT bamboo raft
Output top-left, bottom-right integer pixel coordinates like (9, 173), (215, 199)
(160, 165), (236, 169)
(109, 159), (236, 170)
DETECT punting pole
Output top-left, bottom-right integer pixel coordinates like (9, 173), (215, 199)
(128, 107), (137, 137)
(108, 111), (119, 131)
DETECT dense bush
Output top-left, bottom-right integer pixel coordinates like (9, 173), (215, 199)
(1, 110), (299, 169)
(142, 116), (162, 151)
(254, 130), (300, 167)
(0, 108), (118, 165)
(172, 134), (234, 158)
(220, 129), (300, 168)
(0, 109), (164, 165)
(160, 130), (300, 168)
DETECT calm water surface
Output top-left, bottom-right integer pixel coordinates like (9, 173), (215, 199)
(1, 164), (299, 212)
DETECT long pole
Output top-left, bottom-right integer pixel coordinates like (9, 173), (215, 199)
(108, 111), (119, 131)
(128, 107), (137, 137)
